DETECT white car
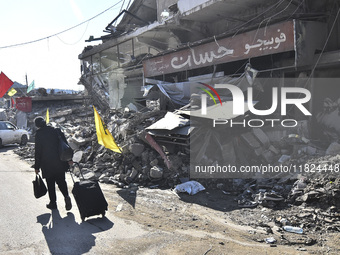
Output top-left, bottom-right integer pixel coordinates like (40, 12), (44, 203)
(0, 121), (29, 147)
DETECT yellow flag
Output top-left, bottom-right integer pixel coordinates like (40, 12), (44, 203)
(7, 88), (17, 96)
(46, 108), (49, 124)
(93, 106), (121, 153)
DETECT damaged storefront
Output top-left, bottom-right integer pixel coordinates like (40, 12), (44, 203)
(140, 18), (338, 178)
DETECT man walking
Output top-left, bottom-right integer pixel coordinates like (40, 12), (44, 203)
(34, 116), (72, 210)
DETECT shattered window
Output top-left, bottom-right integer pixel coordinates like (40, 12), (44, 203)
(92, 53), (101, 74)
(133, 38), (158, 65)
(118, 40), (134, 67)
(101, 47), (119, 72)
(81, 57), (92, 76)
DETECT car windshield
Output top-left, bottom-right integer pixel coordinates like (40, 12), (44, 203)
(0, 122), (16, 130)
(5, 123), (15, 130)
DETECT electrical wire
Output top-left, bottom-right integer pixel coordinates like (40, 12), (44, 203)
(230, 0), (287, 38)
(220, 0), (297, 79)
(283, 0), (340, 116)
(0, 0), (124, 49)
(113, 0), (126, 27)
(310, 5), (340, 78)
(56, 20), (90, 45)
(126, 0), (133, 10)
(283, 0), (305, 22)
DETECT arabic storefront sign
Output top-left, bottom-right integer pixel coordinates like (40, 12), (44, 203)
(16, 97), (32, 112)
(143, 20), (295, 77)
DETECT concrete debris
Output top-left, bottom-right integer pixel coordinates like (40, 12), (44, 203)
(149, 165), (163, 179)
(229, 176), (339, 248)
(325, 142), (340, 155)
(10, 100), (189, 190)
(128, 143), (145, 157)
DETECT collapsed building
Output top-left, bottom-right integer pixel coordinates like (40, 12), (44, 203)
(77, 0), (340, 172)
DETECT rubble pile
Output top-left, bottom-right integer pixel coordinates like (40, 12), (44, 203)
(75, 107), (191, 188)
(14, 101), (191, 189)
(224, 176), (340, 248)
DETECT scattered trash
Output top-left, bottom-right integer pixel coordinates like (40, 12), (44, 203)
(238, 199), (258, 208)
(280, 218), (289, 226)
(116, 203), (123, 212)
(283, 226), (303, 234)
(263, 192), (284, 201)
(265, 237), (277, 244)
(174, 181), (205, 195)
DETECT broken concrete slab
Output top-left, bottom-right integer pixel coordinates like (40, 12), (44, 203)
(221, 141), (237, 164)
(129, 143), (145, 157)
(252, 128), (270, 148)
(325, 142), (340, 155)
(241, 132), (261, 149)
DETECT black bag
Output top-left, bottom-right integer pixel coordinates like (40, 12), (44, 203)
(33, 174), (47, 199)
(57, 128), (74, 161)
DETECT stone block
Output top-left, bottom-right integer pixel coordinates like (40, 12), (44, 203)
(252, 128), (270, 148)
(254, 147), (264, 157)
(269, 145), (280, 155)
(241, 132), (261, 149)
(261, 150), (275, 163)
(221, 141), (236, 164)
(326, 142), (340, 155)
(129, 143), (145, 157)
(150, 166), (163, 179)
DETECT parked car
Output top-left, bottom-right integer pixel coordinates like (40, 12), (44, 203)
(0, 121), (29, 147)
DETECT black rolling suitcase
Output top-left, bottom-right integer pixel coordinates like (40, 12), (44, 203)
(70, 163), (108, 221)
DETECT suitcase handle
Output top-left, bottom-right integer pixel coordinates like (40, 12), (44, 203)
(69, 162), (85, 183)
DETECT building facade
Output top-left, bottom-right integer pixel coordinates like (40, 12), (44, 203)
(78, 0), (340, 139)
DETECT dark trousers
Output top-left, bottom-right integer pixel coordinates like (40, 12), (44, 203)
(46, 173), (69, 203)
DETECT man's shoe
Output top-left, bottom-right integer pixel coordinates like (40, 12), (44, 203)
(65, 196), (72, 211)
(46, 202), (57, 210)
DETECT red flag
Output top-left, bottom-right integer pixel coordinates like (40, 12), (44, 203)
(0, 72), (14, 98)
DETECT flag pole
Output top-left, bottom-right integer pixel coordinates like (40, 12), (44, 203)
(19, 73), (28, 97)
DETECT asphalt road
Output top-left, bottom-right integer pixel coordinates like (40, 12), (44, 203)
(0, 145), (148, 255)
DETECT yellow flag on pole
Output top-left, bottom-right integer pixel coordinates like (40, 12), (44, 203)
(46, 108), (49, 124)
(93, 106), (121, 153)
(7, 88), (17, 96)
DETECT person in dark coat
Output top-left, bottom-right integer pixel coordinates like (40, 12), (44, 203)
(34, 116), (72, 210)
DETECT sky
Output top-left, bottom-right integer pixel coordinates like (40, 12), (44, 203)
(0, 0), (130, 91)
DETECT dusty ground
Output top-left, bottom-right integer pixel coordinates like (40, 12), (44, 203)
(99, 183), (340, 255)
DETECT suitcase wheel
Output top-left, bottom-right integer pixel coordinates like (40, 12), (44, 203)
(102, 211), (106, 218)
